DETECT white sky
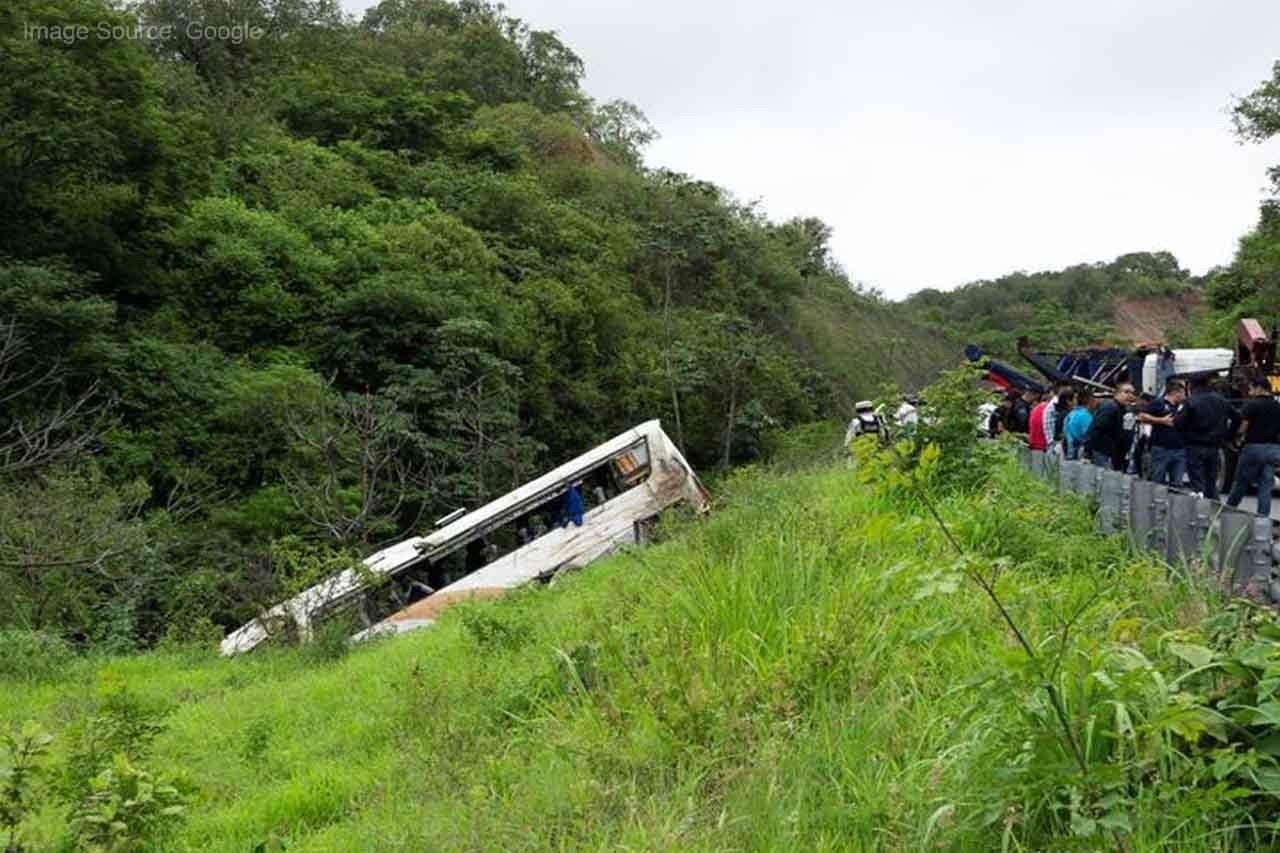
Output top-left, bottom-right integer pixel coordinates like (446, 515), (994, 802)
(341, 0), (1280, 298)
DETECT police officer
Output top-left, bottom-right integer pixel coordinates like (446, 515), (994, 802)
(1174, 375), (1239, 499)
(845, 400), (885, 446)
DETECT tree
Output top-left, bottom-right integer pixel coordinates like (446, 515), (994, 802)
(0, 465), (150, 635)
(283, 390), (431, 546)
(773, 216), (835, 281)
(135, 0), (348, 91)
(1233, 61), (1280, 145)
(0, 321), (100, 477)
(587, 99), (658, 166)
(0, 0), (162, 264)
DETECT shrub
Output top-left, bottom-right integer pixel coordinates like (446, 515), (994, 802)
(66, 754), (188, 851)
(0, 629), (74, 683)
(302, 615), (354, 665)
(58, 688), (173, 806)
(458, 601), (533, 653)
(1, 721), (54, 853)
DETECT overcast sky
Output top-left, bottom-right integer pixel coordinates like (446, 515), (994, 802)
(342, 0), (1280, 298)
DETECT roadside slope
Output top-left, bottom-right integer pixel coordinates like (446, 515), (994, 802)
(780, 279), (963, 409)
(3, 458), (1222, 851)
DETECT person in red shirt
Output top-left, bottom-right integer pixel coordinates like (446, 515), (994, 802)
(1027, 392), (1050, 451)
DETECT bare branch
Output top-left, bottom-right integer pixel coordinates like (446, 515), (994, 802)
(282, 389), (431, 547)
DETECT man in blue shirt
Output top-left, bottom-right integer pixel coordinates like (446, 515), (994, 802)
(1137, 380), (1186, 486)
(1063, 391), (1095, 460)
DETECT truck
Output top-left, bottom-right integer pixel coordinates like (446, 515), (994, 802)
(972, 319), (1280, 493)
(1011, 318), (1277, 400)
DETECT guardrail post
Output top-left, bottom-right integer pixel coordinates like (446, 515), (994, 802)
(1165, 492), (1202, 570)
(1080, 464), (1102, 502)
(1193, 498), (1217, 565)
(1129, 478), (1156, 550)
(1150, 484), (1170, 555)
(1029, 450), (1046, 480)
(1245, 515), (1274, 596)
(1059, 459), (1081, 495)
(1097, 470), (1128, 535)
(1216, 509), (1259, 592)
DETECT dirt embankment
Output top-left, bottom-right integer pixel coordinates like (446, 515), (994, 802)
(387, 587), (509, 623)
(1110, 291), (1204, 345)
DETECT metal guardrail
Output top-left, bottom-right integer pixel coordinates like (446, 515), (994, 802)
(1018, 448), (1280, 601)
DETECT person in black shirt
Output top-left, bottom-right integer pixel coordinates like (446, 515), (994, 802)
(1225, 378), (1280, 516)
(1174, 375), (1240, 499)
(1006, 388), (1038, 434)
(1084, 383), (1138, 470)
(1137, 380), (1186, 486)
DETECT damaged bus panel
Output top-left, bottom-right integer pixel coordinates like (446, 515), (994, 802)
(220, 420), (708, 656)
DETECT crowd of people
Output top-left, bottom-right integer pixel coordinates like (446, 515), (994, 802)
(992, 376), (1280, 514)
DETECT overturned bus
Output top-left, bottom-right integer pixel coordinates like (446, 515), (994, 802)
(220, 420), (708, 656)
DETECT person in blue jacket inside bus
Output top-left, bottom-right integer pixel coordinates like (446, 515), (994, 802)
(560, 482), (585, 527)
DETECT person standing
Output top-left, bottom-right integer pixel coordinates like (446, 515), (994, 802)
(1007, 388), (1038, 435)
(1084, 383), (1138, 470)
(1063, 391), (1096, 460)
(1226, 378), (1280, 516)
(1027, 393), (1051, 451)
(1137, 380), (1187, 486)
(1045, 386), (1075, 456)
(895, 395), (920, 431)
(1175, 375), (1239, 499)
(845, 400), (885, 447)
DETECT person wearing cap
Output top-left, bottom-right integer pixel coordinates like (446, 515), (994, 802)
(845, 400), (885, 446)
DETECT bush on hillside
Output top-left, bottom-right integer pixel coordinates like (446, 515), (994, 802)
(0, 630), (74, 683)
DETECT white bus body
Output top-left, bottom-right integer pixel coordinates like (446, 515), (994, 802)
(220, 420), (707, 656)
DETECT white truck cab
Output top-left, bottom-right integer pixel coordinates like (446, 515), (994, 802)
(1139, 349), (1234, 397)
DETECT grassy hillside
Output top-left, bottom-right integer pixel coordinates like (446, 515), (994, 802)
(12, 439), (1278, 850)
(781, 280), (962, 409)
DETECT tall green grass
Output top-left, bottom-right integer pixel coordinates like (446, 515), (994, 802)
(0, 459), (1232, 850)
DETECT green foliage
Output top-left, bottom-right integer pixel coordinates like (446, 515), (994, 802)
(302, 616), (356, 665)
(905, 251), (1198, 354)
(855, 365), (1003, 493)
(1, 721), (53, 852)
(0, 465), (153, 641)
(1195, 60), (1280, 351)
(0, 630), (74, 683)
(59, 688), (174, 807)
(66, 754), (188, 852)
(9, 451), (1280, 848)
(458, 597), (534, 653)
(0, 0), (957, 652)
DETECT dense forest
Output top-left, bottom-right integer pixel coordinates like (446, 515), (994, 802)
(904, 250), (1202, 355)
(0, 0), (960, 649)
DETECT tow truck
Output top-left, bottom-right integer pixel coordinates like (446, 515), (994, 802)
(967, 319), (1280, 491)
